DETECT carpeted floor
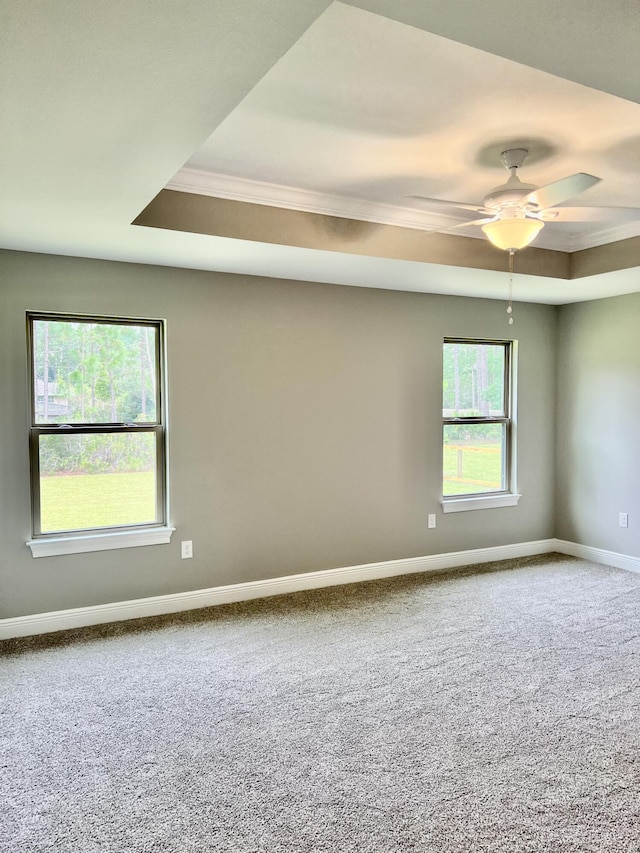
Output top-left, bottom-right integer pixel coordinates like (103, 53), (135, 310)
(2, 553), (640, 852)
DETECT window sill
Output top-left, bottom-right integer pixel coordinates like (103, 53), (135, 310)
(27, 526), (175, 558)
(441, 493), (521, 514)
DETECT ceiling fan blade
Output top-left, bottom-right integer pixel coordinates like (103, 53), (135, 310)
(526, 210), (557, 221)
(449, 216), (498, 229)
(409, 195), (490, 216)
(537, 205), (640, 223)
(524, 173), (601, 210)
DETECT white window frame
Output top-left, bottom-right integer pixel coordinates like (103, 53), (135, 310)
(441, 337), (520, 514)
(26, 312), (174, 557)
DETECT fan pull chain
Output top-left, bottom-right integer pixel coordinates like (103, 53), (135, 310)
(507, 250), (514, 325)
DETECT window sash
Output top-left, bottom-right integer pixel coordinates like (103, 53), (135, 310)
(29, 425), (166, 537)
(442, 420), (510, 496)
(27, 313), (163, 428)
(442, 338), (510, 419)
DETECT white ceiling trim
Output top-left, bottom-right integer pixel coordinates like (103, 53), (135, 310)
(167, 168), (640, 254)
(568, 220), (640, 253)
(167, 167), (458, 230)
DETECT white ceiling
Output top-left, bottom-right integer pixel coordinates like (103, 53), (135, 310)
(1, 0), (639, 304)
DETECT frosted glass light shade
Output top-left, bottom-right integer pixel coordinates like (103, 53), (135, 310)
(482, 218), (544, 251)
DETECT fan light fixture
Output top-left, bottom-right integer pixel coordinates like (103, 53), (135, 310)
(411, 146), (613, 323)
(481, 217), (544, 251)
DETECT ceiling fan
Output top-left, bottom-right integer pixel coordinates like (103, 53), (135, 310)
(412, 148), (638, 251)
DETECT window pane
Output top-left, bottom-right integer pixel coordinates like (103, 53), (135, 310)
(38, 432), (158, 533)
(443, 343), (505, 417)
(443, 423), (505, 496)
(33, 320), (157, 424)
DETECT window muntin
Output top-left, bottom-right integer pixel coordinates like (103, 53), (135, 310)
(28, 314), (166, 537)
(442, 339), (512, 499)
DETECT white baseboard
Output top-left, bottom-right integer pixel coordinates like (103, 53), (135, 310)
(5, 536), (638, 641)
(554, 539), (640, 574)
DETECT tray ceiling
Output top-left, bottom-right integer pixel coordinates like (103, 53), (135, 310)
(1, 0), (639, 304)
(168, 3), (640, 254)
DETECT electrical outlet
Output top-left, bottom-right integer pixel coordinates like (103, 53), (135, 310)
(181, 540), (193, 559)
(619, 513), (629, 529)
(428, 513), (436, 529)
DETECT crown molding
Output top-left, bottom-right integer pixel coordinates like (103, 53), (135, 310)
(566, 219), (640, 252)
(166, 168), (640, 254)
(167, 168), (458, 233)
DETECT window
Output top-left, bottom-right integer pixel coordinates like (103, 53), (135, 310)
(442, 338), (519, 512)
(27, 313), (173, 556)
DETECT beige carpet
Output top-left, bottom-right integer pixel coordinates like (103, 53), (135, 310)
(3, 553), (640, 852)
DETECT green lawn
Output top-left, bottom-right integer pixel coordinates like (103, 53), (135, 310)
(40, 471), (156, 532)
(443, 443), (502, 496)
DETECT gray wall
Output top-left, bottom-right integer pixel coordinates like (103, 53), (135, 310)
(556, 293), (640, 557)
(0, 250), (557, 618)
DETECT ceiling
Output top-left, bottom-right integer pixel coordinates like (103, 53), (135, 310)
(1, 0), (639, 305)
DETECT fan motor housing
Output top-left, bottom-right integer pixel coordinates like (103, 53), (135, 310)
(484, 171), (538, 210)
(484, 181), (538, 209)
